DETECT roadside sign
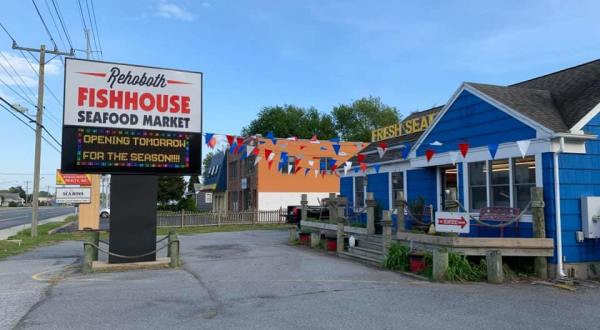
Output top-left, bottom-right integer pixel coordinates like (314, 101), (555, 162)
(435, 211), (470, 234)
(61, 58), (203, 175)
(55, 169), (92, 186)
(205, 192), (212, 203)
(55, 187), (91, 204)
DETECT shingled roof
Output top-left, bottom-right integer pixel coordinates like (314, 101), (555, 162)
(468, 59), (600, 132)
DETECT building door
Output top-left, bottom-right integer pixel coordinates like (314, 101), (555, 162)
(440, 166), (458, 211)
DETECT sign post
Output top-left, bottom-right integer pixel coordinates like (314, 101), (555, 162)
(435, 211), (470, 234)
(61, 58), (202, 263)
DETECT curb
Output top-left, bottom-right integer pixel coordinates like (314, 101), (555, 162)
(0, 213), (76, 240)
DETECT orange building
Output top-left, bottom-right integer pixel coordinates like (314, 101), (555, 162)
(227, 137), (364, 211)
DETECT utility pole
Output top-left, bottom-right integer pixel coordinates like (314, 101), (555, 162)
(12, 42), (74, 237)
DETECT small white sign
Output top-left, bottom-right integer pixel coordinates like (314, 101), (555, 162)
(241, 178), (247, 190)
(55, 187), (91, 204)
(205, 192), (213, 204)
(435, 211), (470, 234)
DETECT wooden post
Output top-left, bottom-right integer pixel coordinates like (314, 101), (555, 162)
(531, 187), (548, 279)
(310, 231), (321, 248)
(91, 231), (99, 261)
(486, 250), (504, 284)
(289, 226), (297, 243)
(328, 193), (337, 224)
(82, 234), (94, 274)
(432, 249), (448, 282)
(394, 191), (405, 235)
(301, 194), (308, 224)
(381, 210), (393, 256)
(168, 231), (179, 268)
(336, 217), (345, 253)
(366, 192), (376, 235)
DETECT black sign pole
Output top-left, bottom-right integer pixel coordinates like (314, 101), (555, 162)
(109, 175), (158, 263)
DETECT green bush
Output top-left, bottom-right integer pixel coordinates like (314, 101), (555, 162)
(383, 243), (410, 271)
(445, 252), (487, 282)
(8, 201), (18, 207)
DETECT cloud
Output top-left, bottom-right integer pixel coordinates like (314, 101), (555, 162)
(157, 2), (196, 21)
(0, 51), (60, 87)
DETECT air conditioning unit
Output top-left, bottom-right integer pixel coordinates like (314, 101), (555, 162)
(580, 197), (600, 239)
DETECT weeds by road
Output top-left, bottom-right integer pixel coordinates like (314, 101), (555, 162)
(157, 224), (290, 236)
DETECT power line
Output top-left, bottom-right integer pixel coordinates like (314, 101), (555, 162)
(0, 22), (16, 42)
(84, 0), (100, 59)
(50, 0), (73, 49)
(0, 95), (62, 147)
(89, 0), (103, 58)
(31, 0), (58, 51)
(0, 102), (60, 153)
(0, 75), (36, 107)
(0, 51), (38, 102)
(43, 0), (68, 52)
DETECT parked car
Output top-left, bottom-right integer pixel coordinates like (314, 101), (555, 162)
(286, 205), (329, 224)
(100, 208), (110, 218)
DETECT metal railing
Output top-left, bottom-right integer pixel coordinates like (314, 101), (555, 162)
(157, 209), (286, 227)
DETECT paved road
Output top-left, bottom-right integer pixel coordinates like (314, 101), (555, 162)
(0, 206), (75, 230)
(1, 230), (600, 329)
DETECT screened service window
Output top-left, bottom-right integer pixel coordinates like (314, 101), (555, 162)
(354, 176), (365, 208)
(391, 172), (404, 202)
(513, 157), (536, 212)
(490, 159), (510, 207)
(286, 156), (296, 174)
(320, 157), (332, 171)
(469, 161), (487, 210)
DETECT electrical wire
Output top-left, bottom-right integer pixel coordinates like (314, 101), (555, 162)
(0, 96), (62, 148)
(84, 0), (100, 59)
(31, 0), (58, 50)
(43, 0), (68, 52)
(0, 58), (37, 106)
(0, 51), (38, 102)
(89, 0), (103, 58)
(50, 0), (73, 49)
(0, 102), (60, 153)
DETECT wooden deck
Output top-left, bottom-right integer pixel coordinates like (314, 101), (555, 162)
(396, 232), (554, 257)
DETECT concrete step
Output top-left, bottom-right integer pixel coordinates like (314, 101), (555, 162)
(348, 246), (383, 260)
(338, 251), (382, 268)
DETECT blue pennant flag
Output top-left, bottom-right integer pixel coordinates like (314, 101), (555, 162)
(278, 161), (285, 172)
(332, 144), (341, 155)
(374, 164), (381, 173)
(488, 143), (499, 159)
(328, 158), (337, 170)
(320, 146), (328, 151)
(353, 167), (359, 173)
(229, 142), (237, 154)
(266, 131), (277, 144)
(239, 146), (247, 160)
(259, 140), (266, 145)
(204, 133), (214, 145)
(329, 137), (340, 143)
(304, 168), (310, 176)
(401, 143), (411, 160)
(280, 152), (288, 163)
(319, 158), (325, 171)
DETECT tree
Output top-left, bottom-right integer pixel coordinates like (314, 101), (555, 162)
(332, 96), (400, 142)
(187, 175), (200, 193)
(241, 105), (337, 139)
(157, 176), (185, 206)
(202, 151), (214, 182)
(8, 186), (26, 199)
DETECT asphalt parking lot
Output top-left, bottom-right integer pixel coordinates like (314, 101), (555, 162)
(2, 229), (600, 330)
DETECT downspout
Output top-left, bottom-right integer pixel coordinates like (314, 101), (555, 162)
(553, 137), (567, 278)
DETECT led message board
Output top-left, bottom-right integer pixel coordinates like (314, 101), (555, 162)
(61, 58), (202, 174)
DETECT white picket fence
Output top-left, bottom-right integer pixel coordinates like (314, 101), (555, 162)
(157, 209), (286, 227)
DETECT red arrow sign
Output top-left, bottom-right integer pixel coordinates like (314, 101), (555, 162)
(438, 216), (467, 229)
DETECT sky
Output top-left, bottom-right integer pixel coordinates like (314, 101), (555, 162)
(1, 0), (600, 191)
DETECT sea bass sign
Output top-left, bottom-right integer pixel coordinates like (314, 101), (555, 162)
(61, 59), (202, 174)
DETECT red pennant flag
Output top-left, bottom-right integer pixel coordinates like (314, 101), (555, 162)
(294, 158), (301, 168)
(459, 143), (469, 158)
(207, 136), (217, 149)
(331, 163), (338, 173)
(360, 162), (367, 172)
(295, 166), (302, 174)
(379, 141), (388, 151)
(299, 145), (306, 150)
(268, 159), (274, 170)
(321, 170), (326, 178)
(253, 147), (260, 155)
(265, 149), (272, 160)
(358, 153), (365, 163)
(236, 137), (244, 146)
(226, 135), (235, 146)
(425, 149), (435, 162)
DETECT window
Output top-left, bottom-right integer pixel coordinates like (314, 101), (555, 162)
(469, 161), (487, 211)
(354, 176), (365, 208)
(467, 157), (536, 212)
(513, 157), (536, 212)
(391, 172), (404, 202)
(320, 157), (332, 171)
(490, 159), (510, 207)
(230, 161), (238, 178)
(244, 157), (255, 176)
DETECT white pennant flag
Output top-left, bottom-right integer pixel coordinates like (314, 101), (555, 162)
(339, 151), (347, 156)
(516, 140), (530, 158)
(246, 145), (255, 157)
(314, 169), (319, 178)
(308, 160), (314, 168)
(296, 154), (304, 160)
(449, 151), (459, 165)
(288, 164), (293, 173)
(267, 152), (276, 161)
(345, 161), (352, 167)
(343, 161), (352, 176)
(254, 156), (262, 166)
(377, 147), (386, 159)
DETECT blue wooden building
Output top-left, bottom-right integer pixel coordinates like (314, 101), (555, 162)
(339, 59), (600, 278)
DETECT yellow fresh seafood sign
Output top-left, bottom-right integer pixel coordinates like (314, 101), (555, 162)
(371, 111), (439, 142)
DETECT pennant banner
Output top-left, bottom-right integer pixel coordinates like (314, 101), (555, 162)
(516, 140), (530, 158)
(449, 151), (459, 165)
(401, 143), (411, 160)
(488, 143), (499, 159)
(458, 143), (469, 158)
(425, 149), (435, 162)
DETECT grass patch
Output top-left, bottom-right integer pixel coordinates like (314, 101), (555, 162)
(0, 216), (84, 260)
(383, 243), (410, 271)
(445, 252), (487, 282)
(157, 224), (289, 236)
